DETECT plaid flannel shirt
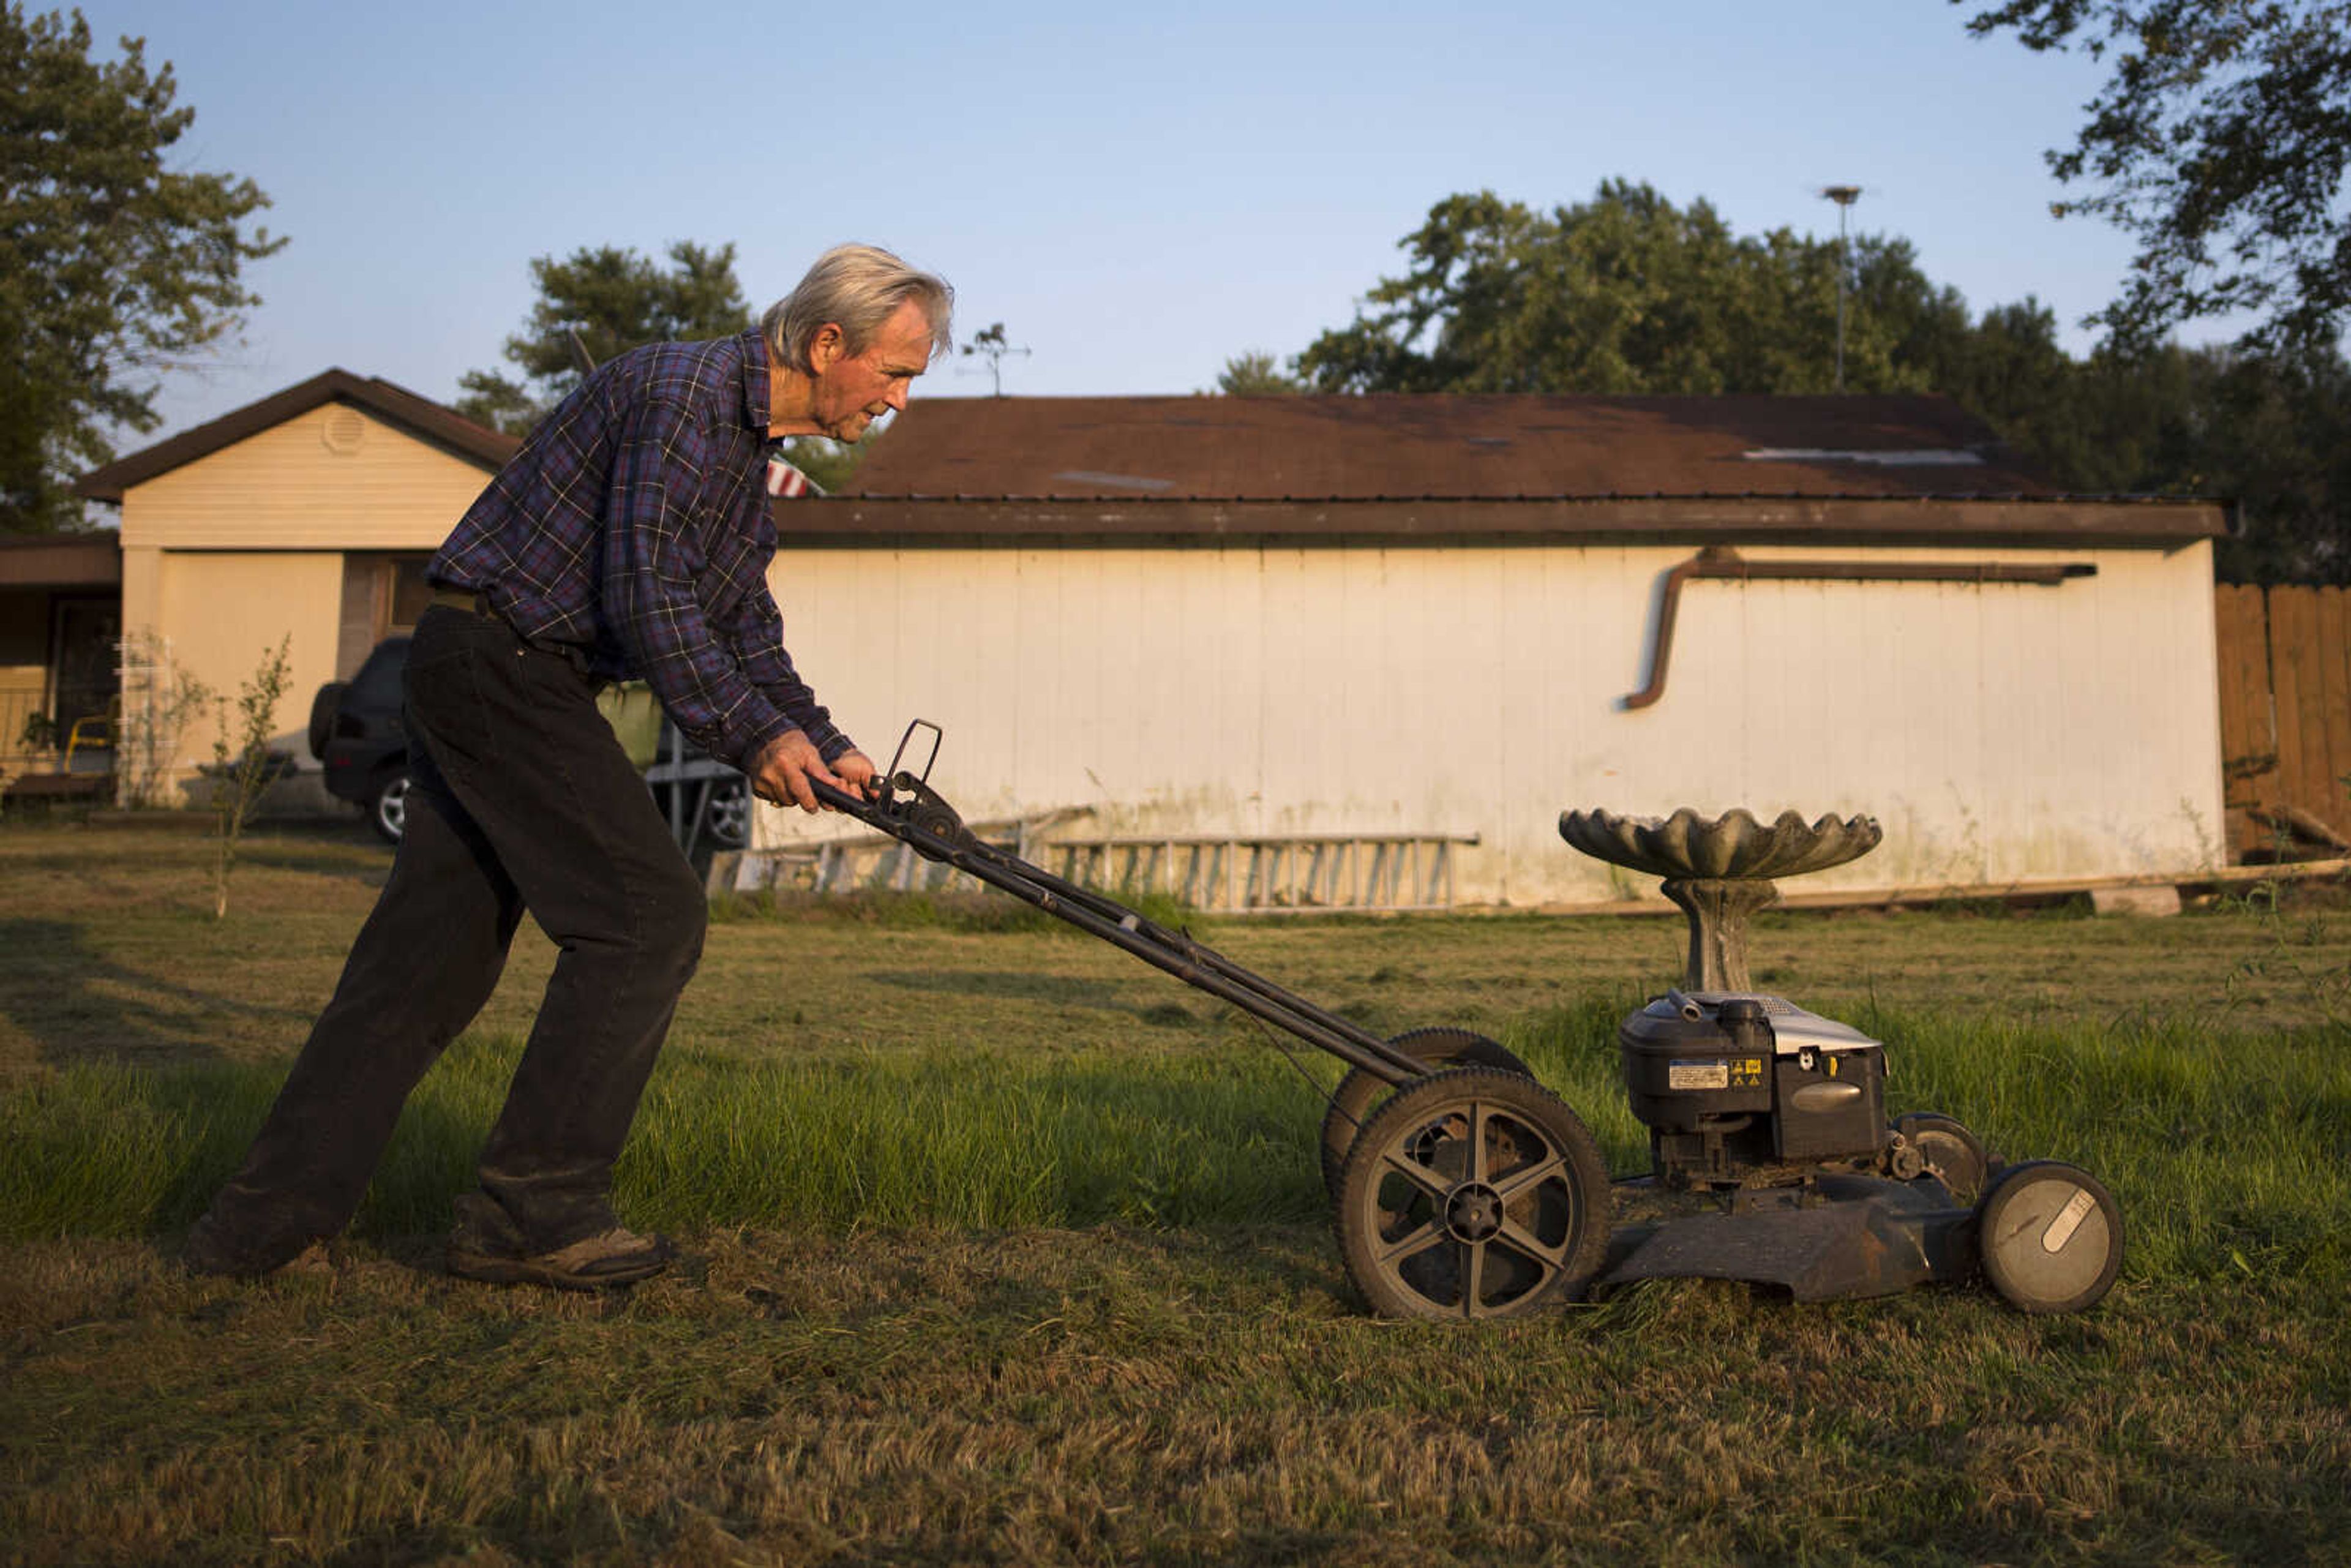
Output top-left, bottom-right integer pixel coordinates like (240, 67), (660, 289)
(429, 329), (850, 771)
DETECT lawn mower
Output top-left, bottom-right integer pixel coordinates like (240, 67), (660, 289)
(804, 723), (2124, 1321)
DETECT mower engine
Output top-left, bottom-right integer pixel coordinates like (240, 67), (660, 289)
(1621, 990), (1891, 1187)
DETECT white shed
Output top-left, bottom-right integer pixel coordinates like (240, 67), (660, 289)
(752, 394), (2227, 910)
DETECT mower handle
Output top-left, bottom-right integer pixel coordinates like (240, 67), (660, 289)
(798, 773), (1438, 1087)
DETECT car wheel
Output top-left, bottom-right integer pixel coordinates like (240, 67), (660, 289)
(371, 772), (412, 844)
(702, 777), (751, 849)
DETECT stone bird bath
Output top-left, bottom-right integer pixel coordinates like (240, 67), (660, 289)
(1559, 808), (1882, 991)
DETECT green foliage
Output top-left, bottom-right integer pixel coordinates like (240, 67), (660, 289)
(1962, 0), (2351, 353)
(1213, 350), (1304, 396)
(2061, 340), (2351, 582)
(0, 4), (284, 531)
(111, 627), (207, 808)
(1297, 181), (1974, 396)
(453, 240), (753, 435)
(774, 429), (879, 494)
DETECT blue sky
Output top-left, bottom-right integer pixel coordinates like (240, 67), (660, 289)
(75, 0), (2188, 444)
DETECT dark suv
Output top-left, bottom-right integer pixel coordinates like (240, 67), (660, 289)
(308, 637), (751, 852)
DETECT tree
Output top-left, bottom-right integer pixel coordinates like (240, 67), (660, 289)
(1213, 351), (1304, 395)
(1295, 182), (1978, 397)
(206, 635), (291, 919)
(454, 241), (753, 435)
(0, 5), (283, 531)
(1961, 0), (2351, 351)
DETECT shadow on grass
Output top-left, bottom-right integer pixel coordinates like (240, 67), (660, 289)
(866, 966), (1141, 1015)
(0, 918), (317, 1070)
(236, 837), (394, 889)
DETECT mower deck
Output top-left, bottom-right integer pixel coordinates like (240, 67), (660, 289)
(1602, 1173), (1978, 1302)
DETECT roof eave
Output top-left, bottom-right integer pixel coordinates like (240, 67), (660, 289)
(776, 494), (2231, 549)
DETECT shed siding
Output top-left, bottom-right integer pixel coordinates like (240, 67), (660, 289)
(119, 405), (487, 552)
(759, 539), (2223, 903)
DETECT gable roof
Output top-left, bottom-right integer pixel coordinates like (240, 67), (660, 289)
(74, 369), (519, 503)
(839, 393), (2060, 501)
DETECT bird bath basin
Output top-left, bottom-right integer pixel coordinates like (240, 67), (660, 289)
(1559, 808), (1882, 990)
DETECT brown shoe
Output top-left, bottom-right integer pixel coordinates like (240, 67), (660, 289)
(446, 1225), (675, 1290)
(445, 1191), (673, 1291)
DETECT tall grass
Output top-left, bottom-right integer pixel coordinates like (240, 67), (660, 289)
(4, 997), (2342, 1293)
(0, 1033), (1332, 1243)
(1498, 993), (2349, 1288)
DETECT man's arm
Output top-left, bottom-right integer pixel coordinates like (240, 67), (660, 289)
(718, 580), (875, 811)
(598, 396), (799, 773)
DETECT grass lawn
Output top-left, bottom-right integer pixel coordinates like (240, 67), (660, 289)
(2, 818), (2347, 1565)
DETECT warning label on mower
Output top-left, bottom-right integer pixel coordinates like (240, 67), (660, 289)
(1668, 1060), (1731, 1090)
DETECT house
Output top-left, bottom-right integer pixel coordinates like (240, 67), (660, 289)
(72, 371), (516, 800)
(0, 535), (122, 791)
(751, 394), (2228, 907)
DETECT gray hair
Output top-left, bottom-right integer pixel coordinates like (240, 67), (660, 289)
(762, 244), (954, 373)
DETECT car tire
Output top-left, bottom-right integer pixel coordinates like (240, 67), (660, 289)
(702, 777), (751, 849)
(370, 772), (412, 844)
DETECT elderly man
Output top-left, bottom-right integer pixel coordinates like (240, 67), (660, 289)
(186, 244), (953, 1288)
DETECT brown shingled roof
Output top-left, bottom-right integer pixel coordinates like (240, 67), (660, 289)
(74, 369), (519, 502)
(841, 393), (2058, 501)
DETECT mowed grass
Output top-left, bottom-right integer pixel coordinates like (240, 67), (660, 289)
(2, 819), (2349, 1565)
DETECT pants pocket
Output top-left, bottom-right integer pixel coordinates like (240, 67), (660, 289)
(405, 647), (498, 776)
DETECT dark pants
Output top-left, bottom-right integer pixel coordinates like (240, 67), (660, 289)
(200, 604), (708, 1263)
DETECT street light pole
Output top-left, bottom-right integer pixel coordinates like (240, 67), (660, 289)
(1821, 185), (1861, 392)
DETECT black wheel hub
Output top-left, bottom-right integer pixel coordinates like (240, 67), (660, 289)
(1445, 1181), (1503, 1242)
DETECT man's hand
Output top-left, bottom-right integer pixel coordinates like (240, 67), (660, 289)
(749, 732), (875, 813)
(832, 748), (877, 800)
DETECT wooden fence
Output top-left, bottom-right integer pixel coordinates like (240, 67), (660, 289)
(2215, 584), (2351, 856)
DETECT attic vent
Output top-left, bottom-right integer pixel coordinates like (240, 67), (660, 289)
(321, 407), (369, 455)
(1741, 447), (1984, 467)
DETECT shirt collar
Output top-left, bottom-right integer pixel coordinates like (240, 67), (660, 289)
(739, 328), (770, 432)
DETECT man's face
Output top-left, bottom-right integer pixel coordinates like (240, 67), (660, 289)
(803, 299), (936, 441)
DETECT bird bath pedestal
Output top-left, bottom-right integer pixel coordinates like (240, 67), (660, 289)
(1558, 808), (1882, 991)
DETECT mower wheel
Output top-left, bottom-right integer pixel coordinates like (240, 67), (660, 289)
(1319, 1027), (1531, 1201)
(1976, 1160), (2124, 1315)
(1896, 1111), (1990, 1202)
(1335, 1067), (1610, 1321)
